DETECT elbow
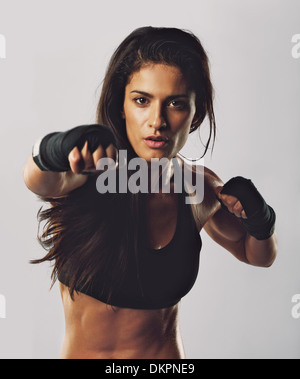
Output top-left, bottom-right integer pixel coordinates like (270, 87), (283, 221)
(244, 253), (277, 268)
(22, 159), (47, 196)
(246, 253), (277, 268)
(256, 247), (278, 268)
(261, 252), (277, 268)
(22, 163), (32, 191)
(264, 234), (278, 268)
(245, 233), (278, 268)
(22, 163), (40, 195)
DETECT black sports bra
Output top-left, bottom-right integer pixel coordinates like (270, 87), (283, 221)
(58, 187), (202, 309)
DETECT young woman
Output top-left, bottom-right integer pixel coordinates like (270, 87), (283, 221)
(23, 27), (277, 359)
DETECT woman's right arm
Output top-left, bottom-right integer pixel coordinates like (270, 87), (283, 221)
(22, 149), (87, 198)
(23, 124), (117, 198)
(23, 138), (116, 198)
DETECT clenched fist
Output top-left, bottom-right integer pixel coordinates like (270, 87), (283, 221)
(32, 124), (117, 174)
(216, 176), (276, 240)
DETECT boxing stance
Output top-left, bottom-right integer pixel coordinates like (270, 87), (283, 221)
(23, 27), (277, 359)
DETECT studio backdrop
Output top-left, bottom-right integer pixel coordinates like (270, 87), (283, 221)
(0, 0), (299, 359)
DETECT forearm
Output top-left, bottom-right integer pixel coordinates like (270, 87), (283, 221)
(244, 232), (278, 267)
(23, 124), (116, 197)
(220, 211), (278, 267)
(215, 176), (277, 267)
(205, 207), (277, 267)
(22, 154), (87, 197)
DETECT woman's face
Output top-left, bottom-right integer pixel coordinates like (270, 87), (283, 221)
(122, 63), (197, 162)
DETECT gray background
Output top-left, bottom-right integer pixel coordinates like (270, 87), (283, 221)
(0, 0), (299, 359)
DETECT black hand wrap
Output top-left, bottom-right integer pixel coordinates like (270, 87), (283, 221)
(32, 124), (116, 172)
(219, 176), (276, 240)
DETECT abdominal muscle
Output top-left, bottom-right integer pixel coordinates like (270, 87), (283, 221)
(59, 282), (186, 359)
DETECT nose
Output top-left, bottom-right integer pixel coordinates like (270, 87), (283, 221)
(148, 103), (167, 130)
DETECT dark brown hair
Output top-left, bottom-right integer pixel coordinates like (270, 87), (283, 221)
(32, 27), (216, 302)
(97, 26), (216, 157)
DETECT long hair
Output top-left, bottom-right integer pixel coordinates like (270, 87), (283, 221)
(31, 26), (216, 303)
(32, 178), (142, 303)
(98, 26), (216, 157)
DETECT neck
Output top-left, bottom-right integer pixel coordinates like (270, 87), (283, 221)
(146, 158), (177, 195)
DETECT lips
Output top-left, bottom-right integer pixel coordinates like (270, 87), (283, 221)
(145, 135), (168, 142)
(144, 135), (168, 149)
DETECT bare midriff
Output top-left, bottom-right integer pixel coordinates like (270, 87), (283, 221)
(59, 282), (186, 359)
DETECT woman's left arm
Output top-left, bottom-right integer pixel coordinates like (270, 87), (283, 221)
(203, 174), (278, 267)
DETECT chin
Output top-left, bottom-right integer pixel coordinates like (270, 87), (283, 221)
(143, 151), (172, 162)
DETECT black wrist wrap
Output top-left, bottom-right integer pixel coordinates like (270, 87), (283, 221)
(32, 124), (116, 172)
(219, 176), (276, 240)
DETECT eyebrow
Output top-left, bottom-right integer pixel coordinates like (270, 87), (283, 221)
(130, 90), (189, 100)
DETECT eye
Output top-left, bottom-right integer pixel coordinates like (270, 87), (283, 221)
(168, 100), (188, 110)
(134, 97), (148, 105)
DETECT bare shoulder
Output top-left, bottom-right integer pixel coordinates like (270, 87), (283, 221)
(177, 157), (224, 229)
(196, 164), (224, 219)
(201, 165), (223, 187)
